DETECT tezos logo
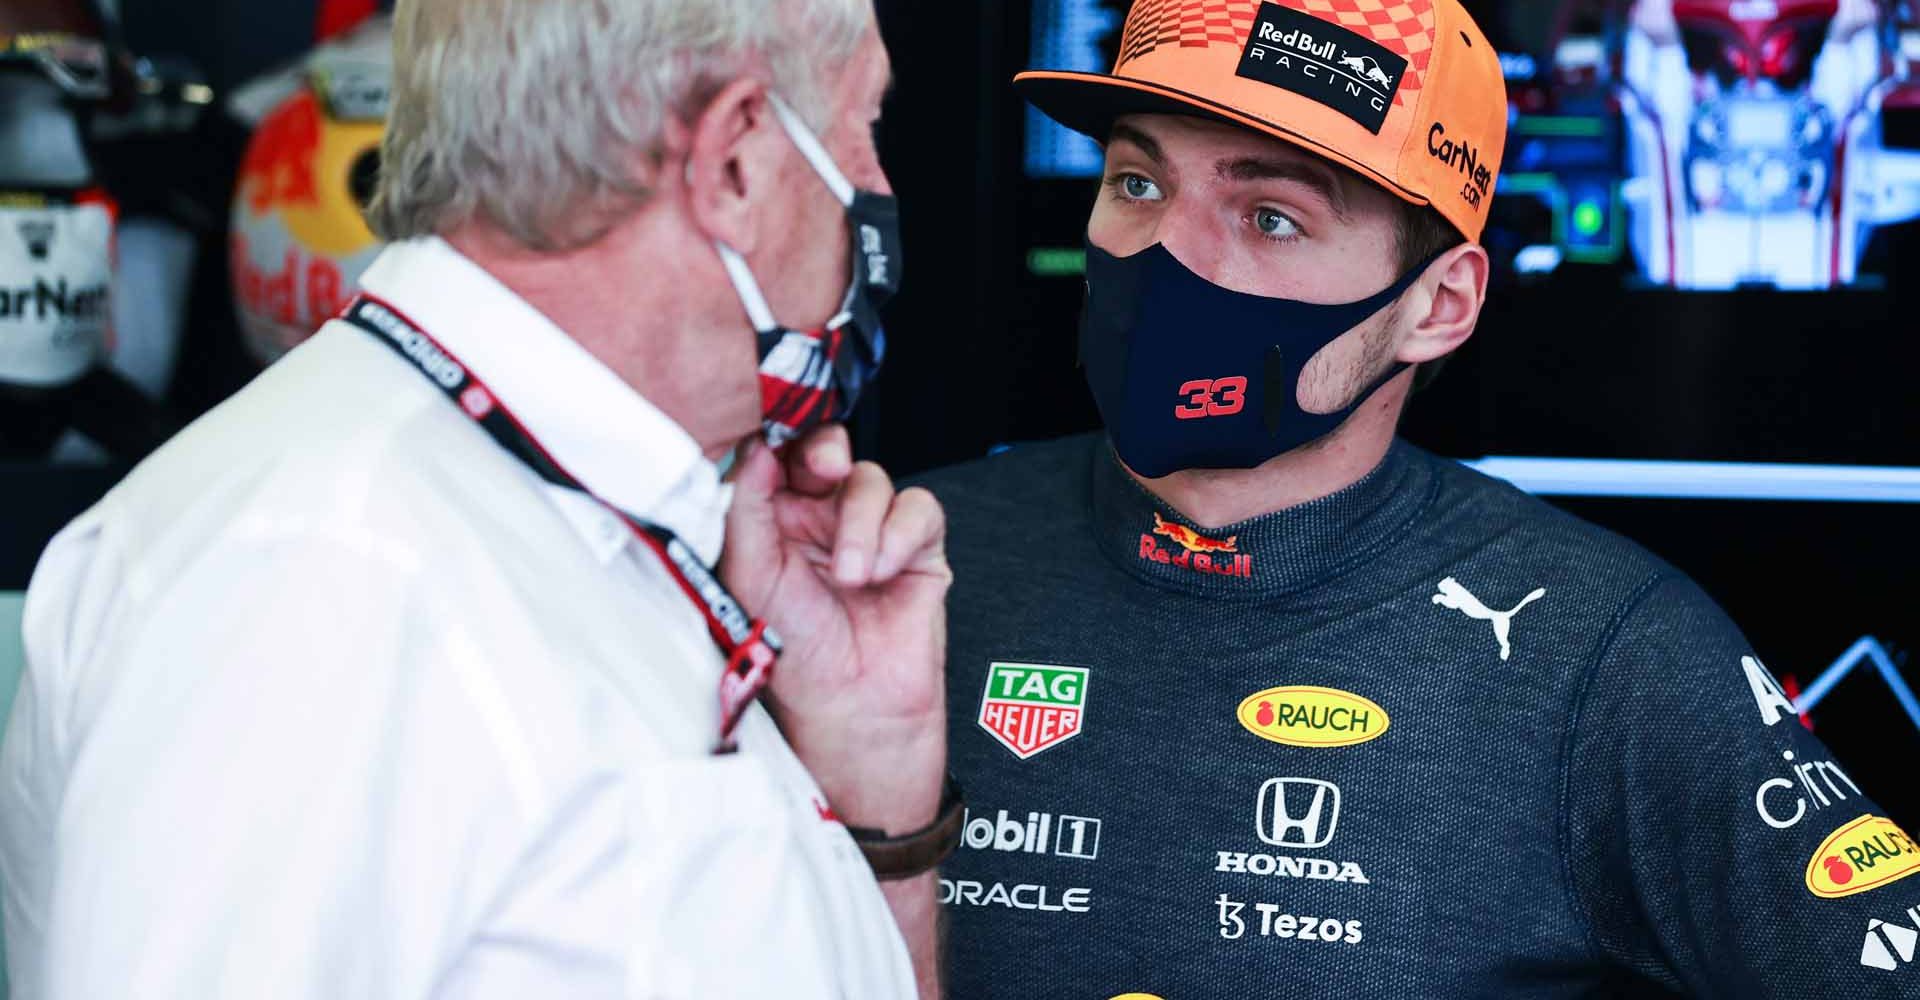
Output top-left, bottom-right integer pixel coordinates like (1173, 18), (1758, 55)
(1236, 686), (1390, 748)
(1216, 893), (1363, 945)
(978, 661), (1089, 760)
(1859, 901), (1919, 972)
(1235, 2), (1410, 134)
(960, 808), (1102, 860)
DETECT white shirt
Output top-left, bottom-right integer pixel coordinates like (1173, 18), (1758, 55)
(0, 237), (916, 999)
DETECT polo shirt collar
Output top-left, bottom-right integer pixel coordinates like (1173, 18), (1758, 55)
(354, 236), (731, 564)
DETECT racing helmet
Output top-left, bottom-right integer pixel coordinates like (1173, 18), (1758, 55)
(0, 31), (116, 390)
(229, 18), (389, 365)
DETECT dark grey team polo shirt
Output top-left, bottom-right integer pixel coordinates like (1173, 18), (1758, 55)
(913, 433), (1919, 998)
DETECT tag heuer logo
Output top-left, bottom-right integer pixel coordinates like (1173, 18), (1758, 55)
(978, 662), (1089, 760)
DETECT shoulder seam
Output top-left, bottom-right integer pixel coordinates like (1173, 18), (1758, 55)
(1554, 567), (1672, 967)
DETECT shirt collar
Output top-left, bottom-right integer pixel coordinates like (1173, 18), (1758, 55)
(355, 236), (731, 564)
(1090, 437), (1438, 601)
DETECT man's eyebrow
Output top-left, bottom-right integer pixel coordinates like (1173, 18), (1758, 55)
(1217, 156), (1350, 220)
(1107, 122), (1167, 168)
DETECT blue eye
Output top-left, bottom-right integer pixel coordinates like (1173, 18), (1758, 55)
(1119, 174), (1163, 201)
(1253, 207), (1301, 240)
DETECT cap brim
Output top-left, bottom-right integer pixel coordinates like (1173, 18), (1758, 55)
(1013, 69), (1427, 210)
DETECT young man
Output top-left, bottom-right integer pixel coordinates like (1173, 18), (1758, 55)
(918, 0), (1917, 995)
(1, 1), (953, 996)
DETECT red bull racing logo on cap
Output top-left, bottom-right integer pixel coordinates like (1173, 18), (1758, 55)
(1236, 1), (1424, 132)
(1119, 0), (1434, 111)
(979, 662), (1090, 760)
(1139, 512), (1254, 579)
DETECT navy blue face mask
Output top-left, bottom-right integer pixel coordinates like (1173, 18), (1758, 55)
(1079, 240), (1436, 479)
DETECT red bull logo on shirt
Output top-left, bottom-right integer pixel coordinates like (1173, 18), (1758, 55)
(978, 662), (1090, 760)
(1140, 512), (1254, 579)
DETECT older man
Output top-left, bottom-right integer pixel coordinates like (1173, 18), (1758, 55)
(0, 1), (952, 997)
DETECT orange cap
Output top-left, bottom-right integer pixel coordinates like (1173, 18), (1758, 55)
(1016, 0), (1509, 241)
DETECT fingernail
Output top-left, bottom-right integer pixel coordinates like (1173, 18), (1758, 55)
(835, 548), (867, 585)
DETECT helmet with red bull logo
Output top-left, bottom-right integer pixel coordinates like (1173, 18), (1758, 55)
(229, 16), (389, 365)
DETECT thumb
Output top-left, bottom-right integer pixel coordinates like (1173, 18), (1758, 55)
(721, 438), (785, 603)
(727, 437), (785, 509)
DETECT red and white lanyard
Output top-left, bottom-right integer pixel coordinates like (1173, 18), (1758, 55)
(341, 294), (780, 753)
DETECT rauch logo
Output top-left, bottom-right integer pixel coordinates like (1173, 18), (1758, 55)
(1236, 686), (1389, 748)
(1806, 814), (1920, 899)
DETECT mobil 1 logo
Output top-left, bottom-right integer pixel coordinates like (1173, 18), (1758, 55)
(1236, 2), (1409, 135)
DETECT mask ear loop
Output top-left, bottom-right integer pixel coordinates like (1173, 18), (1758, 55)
(765, 92), (855, 208)
(716, 243), (779, 334)
(765, 92), (858, 330)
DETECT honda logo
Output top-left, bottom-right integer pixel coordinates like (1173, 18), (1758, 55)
(1256, 778), (1340, 850)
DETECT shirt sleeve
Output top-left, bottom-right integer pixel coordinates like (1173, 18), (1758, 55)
(1565, 573), (1920, 997)
(15, 526), (587, 1000)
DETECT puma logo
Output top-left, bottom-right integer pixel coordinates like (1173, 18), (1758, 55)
(1432, 577), (1547, 662)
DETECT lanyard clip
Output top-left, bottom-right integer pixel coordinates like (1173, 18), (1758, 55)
(712, 619), (780, 754)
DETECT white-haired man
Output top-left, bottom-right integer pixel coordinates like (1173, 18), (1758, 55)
(0, 1), (953, 997)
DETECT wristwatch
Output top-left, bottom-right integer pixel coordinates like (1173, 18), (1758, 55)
(845, 773), (966, 881)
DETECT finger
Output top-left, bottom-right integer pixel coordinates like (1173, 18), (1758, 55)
(773, 492), (840, 561)
(833, 461), (894, 586)
(717, 438), (785, 606)
(871, 486), (947, 583)
(784, 424), (853, 498)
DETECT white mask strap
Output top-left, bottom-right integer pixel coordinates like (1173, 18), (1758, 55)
(716, 242), (777, 333)
(767, 92), (856, 208)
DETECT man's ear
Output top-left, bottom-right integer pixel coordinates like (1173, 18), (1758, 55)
(679, 77), (779, 256)
(1397, 242), (1489, 365)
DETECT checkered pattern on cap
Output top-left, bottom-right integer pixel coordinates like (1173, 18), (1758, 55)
(1117, 0), (1434, 109)
(1119, 0), (1262, 62)
(1286, 0), (1435, 107)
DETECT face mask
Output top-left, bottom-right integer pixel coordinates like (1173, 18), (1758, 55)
(715, 92), (902, 447)
(1080, 240), (1435, 479)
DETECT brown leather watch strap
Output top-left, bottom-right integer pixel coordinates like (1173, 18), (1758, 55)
(845, 773), (966, 881)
